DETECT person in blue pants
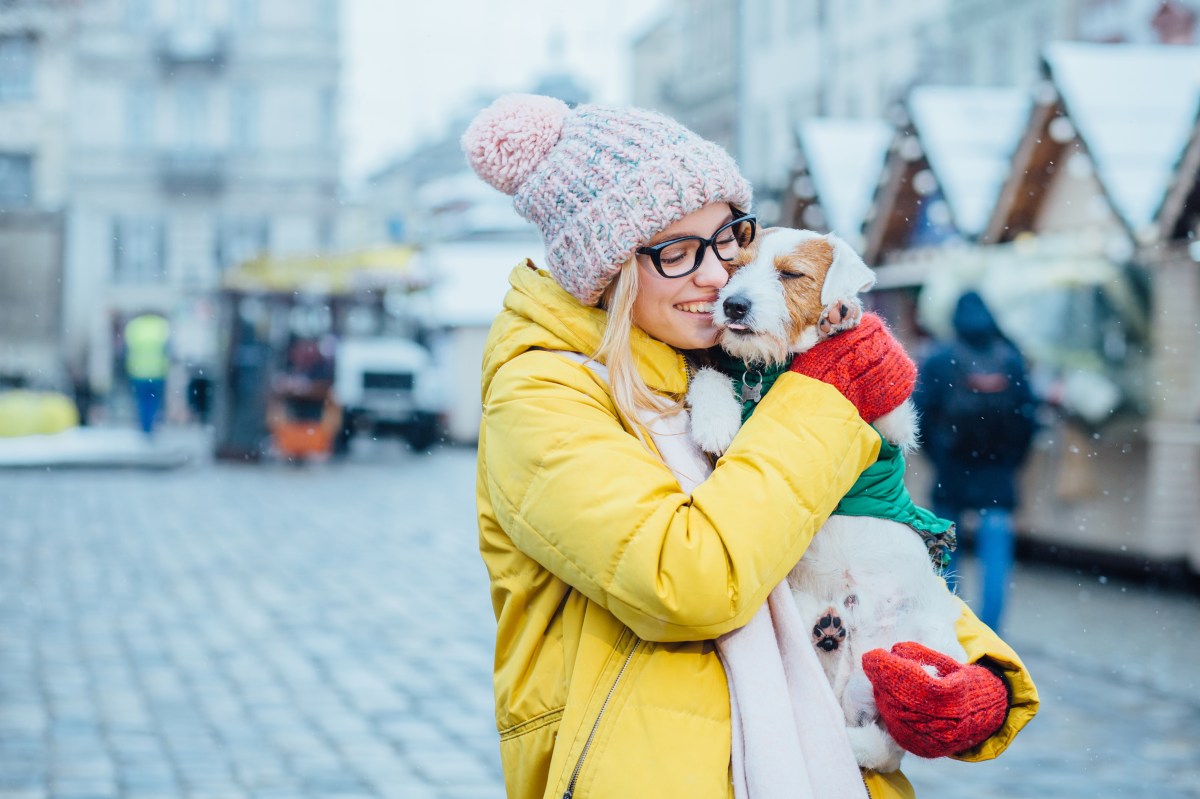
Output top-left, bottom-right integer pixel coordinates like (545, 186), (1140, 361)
(915, 291), (1037, 632)
(124, 313), (171, 436)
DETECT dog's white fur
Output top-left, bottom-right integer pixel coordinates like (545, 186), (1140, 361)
(688, 229), (964, 773)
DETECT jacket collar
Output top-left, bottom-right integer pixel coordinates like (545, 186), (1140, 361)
(481, 261), (689, 398)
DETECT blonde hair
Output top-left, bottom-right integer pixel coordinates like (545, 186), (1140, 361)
(596, 258), (684, 436)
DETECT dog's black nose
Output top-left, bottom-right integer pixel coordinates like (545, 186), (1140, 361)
(724, 296), (750, 322)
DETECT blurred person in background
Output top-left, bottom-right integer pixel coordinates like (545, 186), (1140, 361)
(123, 312), (171, 437)
(915, 291), (1038, 634)
(69, 350), (94, 426)
(266, 335), (341, 461)
(465, 95), (1037, 799)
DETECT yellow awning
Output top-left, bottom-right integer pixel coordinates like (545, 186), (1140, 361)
(222, 246), (423, 295)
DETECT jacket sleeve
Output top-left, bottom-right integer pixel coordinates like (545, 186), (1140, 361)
(482, 351), (880, 643)
(950, 597), (1040, 761)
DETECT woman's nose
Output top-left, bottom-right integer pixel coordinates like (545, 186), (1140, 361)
(693, 247), (729, 288)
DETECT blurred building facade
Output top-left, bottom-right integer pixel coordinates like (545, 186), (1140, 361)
(631, 0), (738, 154)
(743, 0), (1080, 212)
(0, 2), (73, 386)
(631, 0), (1197, 217)
(351, 71), (581, 448)
(59, 0), (340, 402)
(355, 68), (587, 252)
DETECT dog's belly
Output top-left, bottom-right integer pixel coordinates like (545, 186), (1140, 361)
(786, 514), (966, 680)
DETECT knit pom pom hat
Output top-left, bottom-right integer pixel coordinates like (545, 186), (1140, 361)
(462, 94), (753, 306)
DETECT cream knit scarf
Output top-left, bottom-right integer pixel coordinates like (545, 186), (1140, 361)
(552, 351), (867, 799)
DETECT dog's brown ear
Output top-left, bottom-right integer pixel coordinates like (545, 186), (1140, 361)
(730, 236), (761, 268)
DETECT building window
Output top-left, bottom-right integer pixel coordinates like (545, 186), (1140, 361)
(319, 0), (338, 31)
(788, 0), (816, 34)
(318, 87), (336, 148)
(231, 85), (257, 149)
(0, 34), (35, 102)
(759, 0), (774, 45)
(177, 0), (205, 24)
(318, 216), (335, 252)
(0, 153), (33, 206)
(113, 217), (167, 284)
(216, 216), (269, 271)
(126, 0), (154, 29)
(126, 84), (156, 149)
(233, 0), (258, 30)
(176, 82), (210, 150)
(991, 29), (1011, 85)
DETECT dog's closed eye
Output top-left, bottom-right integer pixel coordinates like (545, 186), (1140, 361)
(779, 271), (814, 281)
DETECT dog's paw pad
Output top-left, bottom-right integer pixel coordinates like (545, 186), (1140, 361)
(812, 608), (847, 652)
(817, 299), (863, 338)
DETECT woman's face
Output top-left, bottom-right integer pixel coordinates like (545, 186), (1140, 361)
(632, 203), (737, 351)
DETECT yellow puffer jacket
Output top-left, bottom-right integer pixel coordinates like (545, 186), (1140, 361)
(477, 262), (1038, 799)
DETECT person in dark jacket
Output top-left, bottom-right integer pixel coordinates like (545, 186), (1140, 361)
(915, 291), (1037, 633)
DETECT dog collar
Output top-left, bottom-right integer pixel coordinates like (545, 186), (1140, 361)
(711, 353), (791, 423)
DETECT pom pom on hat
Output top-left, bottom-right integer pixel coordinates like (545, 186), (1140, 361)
(461, 94), (570, 195)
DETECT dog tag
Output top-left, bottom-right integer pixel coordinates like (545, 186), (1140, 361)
(741, 371), (763, 404)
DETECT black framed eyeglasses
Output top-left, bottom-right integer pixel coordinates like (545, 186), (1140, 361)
(636, 214), (757, 278)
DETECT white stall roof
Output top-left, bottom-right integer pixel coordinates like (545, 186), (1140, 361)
(908, 86), (1031, 238)
(1046, 41), (1200, 233)
(425, 239), (546, 328)
(797, 118), (894, 243)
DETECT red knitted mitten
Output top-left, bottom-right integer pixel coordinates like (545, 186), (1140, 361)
(861, 642), (1009, 759)
(789, 313), (917, 423)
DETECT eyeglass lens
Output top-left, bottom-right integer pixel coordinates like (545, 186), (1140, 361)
(656, 217), (756, 277)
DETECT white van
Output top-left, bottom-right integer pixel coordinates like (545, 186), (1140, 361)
(333, 337), (445, 452)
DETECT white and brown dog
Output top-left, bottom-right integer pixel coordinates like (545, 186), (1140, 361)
(688, 228), (964, 773)
(688, 227), (917, 455)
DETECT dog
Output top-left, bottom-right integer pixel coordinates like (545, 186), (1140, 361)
(687, 228), (964, 773)
(688, 228), (917, 455)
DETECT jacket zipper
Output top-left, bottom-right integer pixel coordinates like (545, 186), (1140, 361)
(682, 353), (696, 390)
(861, 769), (873, 799)
(561, 639), (641, 799)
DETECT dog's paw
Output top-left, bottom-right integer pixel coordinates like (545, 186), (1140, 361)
(812, 607), (848, 652)
(817, 298), (863, 340)
(687, 367), (742, 456)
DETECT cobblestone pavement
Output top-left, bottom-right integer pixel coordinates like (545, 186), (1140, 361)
(2, 442), (1198, 799)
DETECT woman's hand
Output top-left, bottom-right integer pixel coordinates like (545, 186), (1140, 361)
(861, 642), (1009, 758)
(789, 312), (916, 423)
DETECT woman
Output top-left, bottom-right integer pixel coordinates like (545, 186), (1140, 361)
(465, 94), (1037, 799)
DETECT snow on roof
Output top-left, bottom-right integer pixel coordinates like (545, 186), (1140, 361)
(907, 86), (1031, 237)
(1045, 41), (1200, 233)
(424, 239), (546, 327)
(796, 118), (894, 243)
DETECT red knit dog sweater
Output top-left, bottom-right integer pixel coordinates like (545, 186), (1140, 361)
(788, 313), (917, 424)
(861, 642), (1009, 758)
